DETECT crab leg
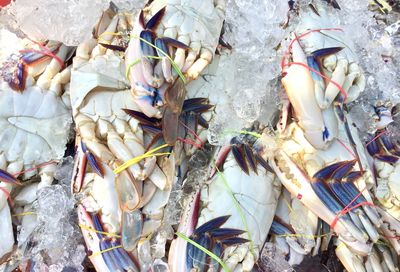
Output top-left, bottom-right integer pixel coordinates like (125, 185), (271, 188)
(282, 34), (326, 149)
(269, 150), (371, 251)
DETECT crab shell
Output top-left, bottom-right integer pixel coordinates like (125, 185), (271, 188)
(0, 44), (72, 261)
(169, 142), (281, 271)
(265, 112), (384, 255)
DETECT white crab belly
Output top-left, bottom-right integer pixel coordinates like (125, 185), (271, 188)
(198, 154), (279, 250)
(0, 83), (71, 167)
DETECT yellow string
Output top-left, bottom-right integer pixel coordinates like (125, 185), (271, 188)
(125, 55), (163, 80)
(276, 233), (330, 238)
(125, 58), (141, 79)
(113, 144), (170, 174)
(90, 245), (122, 258)
(282, 197), (294, 213)
(97, 31), (122, 44)
(12, 211), (36, 217)
(335, 241), (347, 251)
(78, 224), (121, 238)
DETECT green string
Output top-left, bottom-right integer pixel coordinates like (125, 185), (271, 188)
(176, 232), (231, 272)
(215, 166), (255, 257)
(130, 35), (186, 83)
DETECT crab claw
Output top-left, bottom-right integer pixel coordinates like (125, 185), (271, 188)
(77, 205), (111, 272)
(0, 169), (20, 185)
(1, 41), (61, 91)
(270, 219), (307, 255)
(269, 149), (370, 250)
(366, 135), (399, 163)
(281, 34), (327, 149)
(81, 141), (104, 178)
(380, 133), (400, 156)
(187, 216), (248, 271)
(78, 205), (139, 272)
(313, 161), (380, 242)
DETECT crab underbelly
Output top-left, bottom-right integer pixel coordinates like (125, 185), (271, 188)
(198, 155), (279, 250)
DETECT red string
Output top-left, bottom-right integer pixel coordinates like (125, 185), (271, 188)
(281, 27), (344, 69)
(330, 187), (374, 228)
(0, 187), (13, 207)
(179, 120), (204, 146)
(19, 39), (64, 69)
(281, 28), (348, 101)
(337, 138), (356, 159)
(365, 130), (387, 147)
(13, 160), (56, 177)
(177, 137), (203, 149)
(286, 61), (348, 101)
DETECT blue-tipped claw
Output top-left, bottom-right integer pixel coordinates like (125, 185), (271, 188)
(345, 171), (364, 183)
(243, 144), (258, 174)
(123, 108), (161, 127)
(231, 143), (249, 175)
(380, 134), (400, 156)
(331, 160), (356, 181)
(194, 216), (230, 235)
(311, 180), (351, 221)
(366, 137), (380, 157)
(81, 142), (104, 178)
(211, 228), (246, 238)
(140, 30), (156, 59)
(375, 154), (399, 163)
(187, 215), (247, 271)
(312, 47), (344, 58)
(313, 161), (346, 181)
(0, 168), (20, 185)
(307, 56), (323, 82)
(145, 7), (166, 30)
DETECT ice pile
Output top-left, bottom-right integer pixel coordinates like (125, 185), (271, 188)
(205, 0), (288, 145)
(327, 1), (400, 131)
(258, 243), (294, 272)
(22, 158), (86, 272)
(0, 0), (145, 46)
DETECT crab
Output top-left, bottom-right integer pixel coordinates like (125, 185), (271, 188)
(269, 189), (319, 266)
(365, 102), (400, 219)
(0, 40), (72, 261)
(70, 3), (220, 270)
(281, 2), (366, 149)
(335, 238), (399, 272)
(124, 0), (226, 120)
(265, 2), (400, 268)
(169, 124), (281, 272)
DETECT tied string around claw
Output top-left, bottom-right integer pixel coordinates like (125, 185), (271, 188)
(20, 38), (64, 68)
(97, 31), (186, 83)
(113, 144), (171, 175)
(281, 28), (348, 101)
(329, 186), (374, 229)
(0, 160), (56, 207)
(365, 130), (388, 147)
(178, 120), (204, 149)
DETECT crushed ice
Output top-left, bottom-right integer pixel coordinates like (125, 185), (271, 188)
(18, 158), (85, 272)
